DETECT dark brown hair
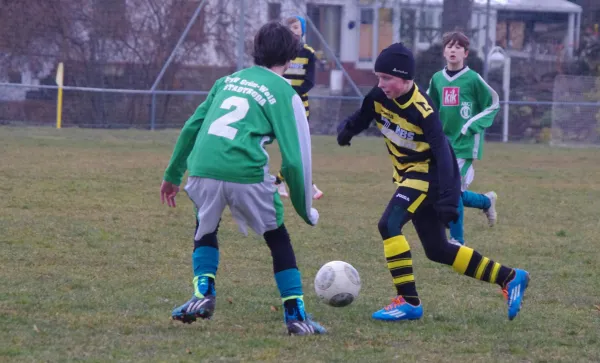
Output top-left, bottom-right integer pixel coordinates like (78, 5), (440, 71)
(253, 21), (299, 68)
(442, 31), (470, 51)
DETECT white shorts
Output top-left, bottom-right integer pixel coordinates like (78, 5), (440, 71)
(457, 158), (474, 192)
(184, 176), (284, 238)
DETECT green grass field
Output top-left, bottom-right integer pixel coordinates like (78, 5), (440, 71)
(1, 127), (599, 362)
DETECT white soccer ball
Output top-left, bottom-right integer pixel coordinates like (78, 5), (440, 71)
(314, 261), (361, 307)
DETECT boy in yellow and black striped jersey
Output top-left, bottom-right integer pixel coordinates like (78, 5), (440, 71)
(275, 15), (323, 200)
(337, 43), (530, 322)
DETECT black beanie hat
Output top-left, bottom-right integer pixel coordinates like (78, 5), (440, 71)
(374, 43), (415, 80)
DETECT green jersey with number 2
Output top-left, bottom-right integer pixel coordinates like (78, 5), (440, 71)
(163, 65), (314, 224)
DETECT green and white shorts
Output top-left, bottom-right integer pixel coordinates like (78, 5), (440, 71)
(184, 176), (284, 238)
(457, 158), (475, 192)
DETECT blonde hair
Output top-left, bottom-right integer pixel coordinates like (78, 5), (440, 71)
(285, 16), (300, 27)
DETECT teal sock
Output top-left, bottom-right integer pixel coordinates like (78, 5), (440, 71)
(449, 196), (465, 244)
(192, 247), (219, 277)
(274, 268), (303, 301)
(192, 247), (219, 297)
(462, 191), (491, 210)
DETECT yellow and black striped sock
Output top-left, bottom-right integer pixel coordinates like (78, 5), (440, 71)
(384, 235), (419, 305)
(452, 246), (515, 287)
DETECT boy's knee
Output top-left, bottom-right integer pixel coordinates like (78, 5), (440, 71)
(194, 231), (218, 250)
(378, 216), (404, 239)
(423, 241), (459, 265)
(377, 216), (390, 238)
(264, 224), (290, 248)
(423, 247), (445, 263)
(263, 224), (297, 273)
(378, 205), (409, 239)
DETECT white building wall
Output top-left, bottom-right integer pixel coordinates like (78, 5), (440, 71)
(0, 62), (56, 101)
(1, 0), (581, 101)
(340, 4), (359, 63)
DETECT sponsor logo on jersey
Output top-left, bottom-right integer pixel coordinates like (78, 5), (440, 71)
(442, 87), (460, 106)
(395, 126), (415, 141)
(382, 117), (415, 141)
(460, 102), (473, 119)
(395, 193), (410, 202)
(380, 117), (417, 149)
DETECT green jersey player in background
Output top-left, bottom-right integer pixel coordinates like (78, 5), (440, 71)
(427, 31), (500, 246)
(160, 21), (326, 336)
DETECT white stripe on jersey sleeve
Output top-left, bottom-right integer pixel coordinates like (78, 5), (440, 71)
(461, 73), (500, 136)
(291, 93), (316, 224)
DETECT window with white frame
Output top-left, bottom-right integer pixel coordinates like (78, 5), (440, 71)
(496, 11), (568, 56)
(378, 8), (394, 53)
(268, 2), (281, 21)
(470, 11), (481, 49)
(359, 8), (375, 62)
(357, 4), (451, 64)
(358, 6), (394, 63)
(306, 4), (342, 60)
(419, 9), (436, 43)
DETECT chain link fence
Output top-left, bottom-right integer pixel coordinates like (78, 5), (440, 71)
(3, 81), (600, 144)
(1, 0), (599, 144)
(0, 83), (363, 134)
(551, 75), (600, 146)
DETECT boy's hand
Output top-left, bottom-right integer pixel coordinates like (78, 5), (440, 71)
(336, 119), (353, 146)
(308, 208), (319, 226)
(160, 180), (180, 208)
(433, 203), (459, 228)
(337, 128), (353, 146)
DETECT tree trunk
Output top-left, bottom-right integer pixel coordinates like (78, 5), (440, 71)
(442, 0), (473, 34)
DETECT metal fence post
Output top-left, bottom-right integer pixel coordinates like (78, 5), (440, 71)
(148, 0), (208, 129)
(237, 0), (246, 71)
(150, 92), (157, 131)
(150, 0), (208, 92)
(483, 0), (492, 81)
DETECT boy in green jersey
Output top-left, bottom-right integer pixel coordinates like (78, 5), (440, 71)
(160, 21), (325, 336)
(427, 31), (500, 245)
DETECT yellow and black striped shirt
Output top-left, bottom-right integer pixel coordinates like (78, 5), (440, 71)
(340, 84), (460, 197)
(283, 44), (316, 119)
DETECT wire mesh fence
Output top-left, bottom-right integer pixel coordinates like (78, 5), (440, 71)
(1, 0), (599, 145)
(3, 82), (600, 145)
(0, 83), (362, 133)
(551, 75), (600, 147)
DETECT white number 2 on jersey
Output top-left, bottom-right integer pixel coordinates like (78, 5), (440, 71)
(207, 96), (250, 140)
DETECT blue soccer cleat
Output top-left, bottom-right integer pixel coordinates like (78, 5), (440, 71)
(286, 316), (327, 336)
(372, 296), (423, 321)
(172, 295), (216, 323)
(502, 268), (530, 320)
(172, 276), (216, 324)
(283, 298), (327, 336)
